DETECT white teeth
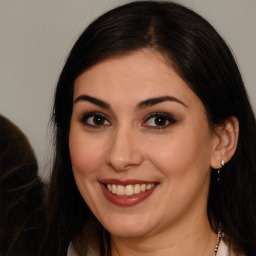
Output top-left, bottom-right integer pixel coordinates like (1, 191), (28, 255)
(125, 185), (134, 196)
(141, 184), (146, 192)
(112, 184), (117, 194)
(134, 184), (141, 194)
(146, 184), (152, 190)
(116, 185), (125, 196)
(106, 183), (155, 196)
(107, 184), (112, 192)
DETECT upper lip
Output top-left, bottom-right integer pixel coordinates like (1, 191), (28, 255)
(100, 179), (158, 186)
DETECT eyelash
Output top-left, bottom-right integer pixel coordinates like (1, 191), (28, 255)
(79, 112), (176, 129)
(79, 112), (111, 128)
(142, 112), (177, 129)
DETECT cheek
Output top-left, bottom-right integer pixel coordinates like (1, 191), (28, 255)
(69, 128), (106, 177)
(146, 126), (213, 179)
(69, 129), (106, 208)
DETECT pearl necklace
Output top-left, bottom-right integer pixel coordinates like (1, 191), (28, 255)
(213, 229), (222, 256)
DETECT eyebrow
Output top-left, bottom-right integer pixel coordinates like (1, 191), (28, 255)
(136, 96), (188, 110)
(74, 94), (187, 110)
(74, 94), (110, 109)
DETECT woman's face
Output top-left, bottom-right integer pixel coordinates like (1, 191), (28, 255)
(69, 49), (219, 239)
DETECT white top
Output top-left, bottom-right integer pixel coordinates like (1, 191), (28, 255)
(67, 239), (245, 256)
(67, 242), (97, 256)
(217, 239), (245, 256)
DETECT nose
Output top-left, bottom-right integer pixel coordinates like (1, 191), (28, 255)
(105, 128), (144, 172)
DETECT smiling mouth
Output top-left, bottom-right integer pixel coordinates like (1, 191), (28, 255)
(105, 183), (156, 197)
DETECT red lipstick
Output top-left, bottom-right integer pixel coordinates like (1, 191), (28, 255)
(99, 179), (158, 207)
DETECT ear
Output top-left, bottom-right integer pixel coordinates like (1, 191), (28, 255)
(210, 116), (239, 169)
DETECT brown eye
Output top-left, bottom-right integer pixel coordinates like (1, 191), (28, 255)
(81, 113), (111, 127)
(154, 116), (168, 126)
(143, 113), (176, 129)
(92, 116), (106, 126)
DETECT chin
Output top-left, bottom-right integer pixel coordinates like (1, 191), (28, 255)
(108, 227), (150, 239)
(101, 214), (154, 239)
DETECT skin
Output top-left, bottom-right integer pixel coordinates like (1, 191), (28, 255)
(69, 49), (237, 256)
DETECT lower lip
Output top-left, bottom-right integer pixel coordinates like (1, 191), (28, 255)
(100, 183), (158, 207)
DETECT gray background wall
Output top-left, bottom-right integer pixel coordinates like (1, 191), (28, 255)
(0, 0), (255, 178)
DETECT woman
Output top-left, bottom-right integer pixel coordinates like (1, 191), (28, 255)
(41, 1), (256, 255)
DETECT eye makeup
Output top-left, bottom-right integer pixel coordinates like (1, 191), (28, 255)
(78, 112), (111, 128)
(142, 112), (177, 130)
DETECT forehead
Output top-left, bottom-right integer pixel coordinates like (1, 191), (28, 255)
(73, 49), (199, 108)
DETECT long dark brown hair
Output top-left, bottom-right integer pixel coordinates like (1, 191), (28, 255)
(41, 1), (256, 255)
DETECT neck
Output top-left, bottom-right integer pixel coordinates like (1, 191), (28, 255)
(110, 216), (217, 256)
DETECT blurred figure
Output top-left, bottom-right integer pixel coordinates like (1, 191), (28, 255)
(0, 115), (44, 256)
